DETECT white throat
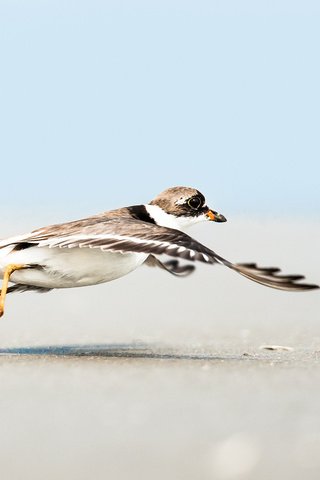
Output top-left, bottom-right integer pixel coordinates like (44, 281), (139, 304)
(145, 204), (206, 231)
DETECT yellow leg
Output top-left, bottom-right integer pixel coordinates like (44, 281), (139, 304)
(0, 264), (27, 318)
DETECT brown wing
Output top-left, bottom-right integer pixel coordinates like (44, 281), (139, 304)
(5, 217), (319, 292)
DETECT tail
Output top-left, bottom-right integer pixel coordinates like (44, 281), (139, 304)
(5, 285), (53, 294)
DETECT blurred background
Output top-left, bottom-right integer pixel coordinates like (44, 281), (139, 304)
(0, 1), (320, 480)
(0, 0), (319, 344)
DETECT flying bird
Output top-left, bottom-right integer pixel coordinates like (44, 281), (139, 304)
(0, 186), (318, 317)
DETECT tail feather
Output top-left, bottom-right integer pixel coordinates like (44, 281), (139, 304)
(6, 285), (53, 294)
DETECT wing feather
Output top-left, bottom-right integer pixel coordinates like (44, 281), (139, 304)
(2, 217), (318, 292)
(145, 255), (195, 277)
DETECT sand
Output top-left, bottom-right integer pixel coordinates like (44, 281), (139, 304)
(0, 219), (319, 480)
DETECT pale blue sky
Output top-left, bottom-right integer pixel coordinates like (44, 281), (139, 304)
(0, 0), (319, 222)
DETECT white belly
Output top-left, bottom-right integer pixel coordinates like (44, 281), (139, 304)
(0, 245), (148, 289)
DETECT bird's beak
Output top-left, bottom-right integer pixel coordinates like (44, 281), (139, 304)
(206, 209), (227, 222)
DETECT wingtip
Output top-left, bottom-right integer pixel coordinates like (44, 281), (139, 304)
(233, 262), (320, 292)
(302, 283), (320, 291)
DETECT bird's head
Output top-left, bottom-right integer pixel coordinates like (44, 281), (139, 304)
(146, 186), (227, 230)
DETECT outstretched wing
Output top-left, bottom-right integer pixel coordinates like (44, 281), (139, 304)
(3, 217), (319, 292)
(8, 218), (218, 264)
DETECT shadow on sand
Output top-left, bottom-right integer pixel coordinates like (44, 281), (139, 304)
(0, 343), (254, 361)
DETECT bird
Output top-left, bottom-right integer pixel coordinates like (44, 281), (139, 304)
(0, 186), (318, 317)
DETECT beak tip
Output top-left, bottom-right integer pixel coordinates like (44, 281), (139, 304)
(207, 210), (227, 222)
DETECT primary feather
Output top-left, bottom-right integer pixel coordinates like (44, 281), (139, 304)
(1, 215), (318, 292)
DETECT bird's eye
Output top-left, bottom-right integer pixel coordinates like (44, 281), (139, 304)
(187, 196), (202, 210)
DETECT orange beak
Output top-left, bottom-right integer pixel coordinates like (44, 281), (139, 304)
(206, 210), (227, 222)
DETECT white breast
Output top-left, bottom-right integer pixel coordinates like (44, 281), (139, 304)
(0, 245), (148, 289)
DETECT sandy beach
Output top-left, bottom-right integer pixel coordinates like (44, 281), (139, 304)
(0, 220), (319, 480)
